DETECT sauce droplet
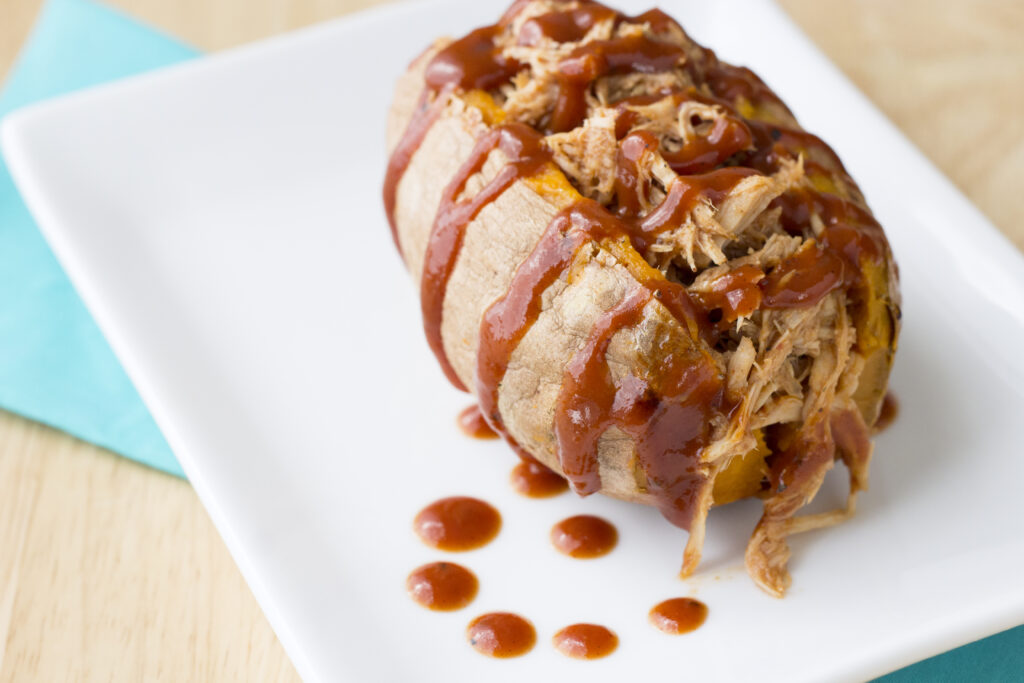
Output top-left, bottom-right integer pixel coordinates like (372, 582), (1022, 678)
(874, 392), (898, 433)
(552, 623), (619, 659)
(649, 597), (708, 634)
(413, 497), (502, 551)
(550, 515), (618, 558)
(457, 405), (499, 439)
(406, 562), (478, 611)
(510, 461), (569, 498)
(467, 612), (536, 658)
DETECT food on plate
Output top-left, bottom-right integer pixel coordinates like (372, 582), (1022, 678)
(550, 514), (618, 558)
(413, 497), (502, 551)
(456, 404), (500, 438)
(552, 623), (619, 659)
(384, 0), (900, 597)
(510, 459), (571, 497)
(649, 597), (709, 634)
(466, 612), (537, 657)
(406, 561), (480, 611)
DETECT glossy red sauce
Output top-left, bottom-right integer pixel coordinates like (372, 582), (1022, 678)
(551, 256), (725, 528)
(765, 419), (833, 495)
(690, 264), (765, 326)
(613, 352), (724, 528)
(636, 167), (758, 237)
(523, 3), (688, 133)
(475, 197), (720, 531)
(612, 91), (686, 134)
(617, 89), (754, 174)
(614, 130), (759, 232)
(775, 190), (881, 246)
(746, 120), (846, 177)
(467, 613), (536, 657)
(518, 4), (616, 47)
(457, 405), (499, 439)
(413, 497), (501, 551)
(550, 515), (619, 558)
(425, 26), (522, 92)
(477, 196), (719, 529)
(755, 190), (886, 310)
(665, 112), (753, 175)
(874, 392), (899, 433)
(760, 239), (850, 309)
(382, 85), (453, 254)
(553, 34), (686, 132)
(563, 34), (685, 81)
(476, 208), (596, 437)
(555, 286), (652, 495)
(649, 597), (708, 634)
(614, 130), (660, 215)
(406, 561), (479, 611)
(473, 197), (720, 528)
(704, 59), (791, 116)
(510, 460), (569, 498)
(830, 408), (873, 492)
(629, 8), (684, 35)
(421, 123), (552, 391)
(552, 623), (619, 659)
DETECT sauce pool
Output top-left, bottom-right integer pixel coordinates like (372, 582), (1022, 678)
(510, 460), (569, 498)
(467, 612), (536, 657)
(413, 497), (502, 551)
(649, 597), (708, 634)
(457, 405), (499, 439)
(406, 562), (478, 611)
(552, 623), (619, 659)
(550, 515), (618, 558)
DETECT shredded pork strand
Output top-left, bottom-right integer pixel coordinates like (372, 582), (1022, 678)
(545, 109), (619, 203)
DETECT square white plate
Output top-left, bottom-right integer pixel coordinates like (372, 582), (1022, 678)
(5, 0), (1024, 680)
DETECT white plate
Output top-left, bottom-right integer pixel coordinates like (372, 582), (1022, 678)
(5, 0), (1024, 680)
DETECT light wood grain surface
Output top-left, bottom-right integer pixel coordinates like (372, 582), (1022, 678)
(1, 1), (1022, 681)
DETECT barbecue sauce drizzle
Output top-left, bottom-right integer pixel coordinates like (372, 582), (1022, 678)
(422, 123), (552, 390)
(457, 404), (499, 439)
(383, 85), (453, 254)
(384, 0), (891, 536)
(510, 460), (569, 497)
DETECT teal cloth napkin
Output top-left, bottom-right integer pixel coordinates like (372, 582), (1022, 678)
(0, 0), (195, 477)
(1, 0), (1020, 678)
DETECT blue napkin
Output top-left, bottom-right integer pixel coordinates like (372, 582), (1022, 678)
(1, 0), (1020, 677)
(0, 0), (196, 477)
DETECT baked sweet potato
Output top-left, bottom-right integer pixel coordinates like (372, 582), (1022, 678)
(384, 0), (900, 596)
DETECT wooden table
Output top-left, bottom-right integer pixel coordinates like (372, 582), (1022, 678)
(1, 1), (1022, 679)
